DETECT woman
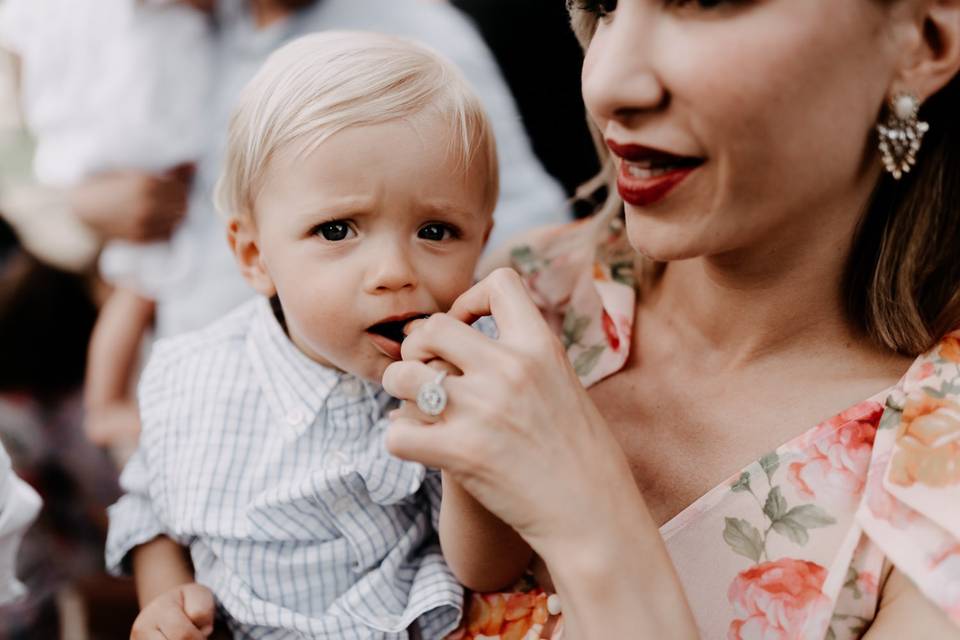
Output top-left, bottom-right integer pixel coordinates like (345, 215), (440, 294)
(383, 0), (960, 637)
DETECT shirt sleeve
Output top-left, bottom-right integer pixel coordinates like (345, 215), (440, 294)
(105, 445), (168, 576)
(0, 442), (42, 605)
(856, 333), (960, 629)
(104, 341), (178, 576)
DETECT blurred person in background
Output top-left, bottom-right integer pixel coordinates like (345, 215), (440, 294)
(0, 0), (216, 461)
(450, 0), (602, 217)
(0, 215), (136, 638)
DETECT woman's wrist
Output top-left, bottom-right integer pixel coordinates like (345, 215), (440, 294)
(536, 486), (699, 639)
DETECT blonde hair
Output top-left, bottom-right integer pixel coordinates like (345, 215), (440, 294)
(216, 31), (499, 220)
(566, 1), (960, 356)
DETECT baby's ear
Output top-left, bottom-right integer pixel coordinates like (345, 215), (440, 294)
(226, 217), (276, 297)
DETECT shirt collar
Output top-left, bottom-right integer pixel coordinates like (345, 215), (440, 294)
(246, 297), (378, 430)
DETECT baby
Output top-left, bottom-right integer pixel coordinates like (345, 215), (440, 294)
(106, 32), (530, 639)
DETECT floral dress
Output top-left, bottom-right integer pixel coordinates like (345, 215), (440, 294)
(446, 217), (960, 640)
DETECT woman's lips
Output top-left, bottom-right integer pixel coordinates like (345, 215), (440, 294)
(616, 162), (698, 207)
(607, 139), (702, 207)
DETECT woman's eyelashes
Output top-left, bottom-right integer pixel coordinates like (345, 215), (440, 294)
(572, 0), (617, 18)
(572, 0), (735, 17)
(417, 223), (460, 242)
(312, 220), (355, 241)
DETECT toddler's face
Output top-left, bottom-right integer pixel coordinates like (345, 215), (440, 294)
(231, 117), (493, 382)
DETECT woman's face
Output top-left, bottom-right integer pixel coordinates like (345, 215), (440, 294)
(580, 0), (902, 263)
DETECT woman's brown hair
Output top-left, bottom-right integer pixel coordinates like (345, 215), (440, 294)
(567, 2), (960, 357)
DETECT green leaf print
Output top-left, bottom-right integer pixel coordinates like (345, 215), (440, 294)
(759, 452), (780, 484)
(923, 385), (947, 399)
(785, 504), (836, 528)
(573, 345), (605, 377)
(763, 486), (788, 522)
(510, 245), (537, 273)
(878, 407), (903, 431)
(723, 517), (764, 563)
(772, 518), (809, 545)
(562, 311), (591, 348)
(731, 472), (752, 493)
(768, 503), (836, 546)
(609, 260), (635, 287)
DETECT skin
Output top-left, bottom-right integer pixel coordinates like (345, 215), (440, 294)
(382, 0), (960, 637)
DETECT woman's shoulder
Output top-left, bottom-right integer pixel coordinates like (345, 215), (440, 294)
(856, 331), (960, 627)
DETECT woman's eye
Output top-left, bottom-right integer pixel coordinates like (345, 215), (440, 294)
(570, 0), (617, 18)
(417, 223), (458, 242)
(668, 0), (734, 9)
(314, 221), (355, 241)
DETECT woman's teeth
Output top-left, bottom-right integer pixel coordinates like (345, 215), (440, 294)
(625, 162), (679, 179)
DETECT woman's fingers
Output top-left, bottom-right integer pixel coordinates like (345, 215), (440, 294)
(383, 360), (469, 409)
(400, 313), (504, 372)
(447, 268), (549, 338)
(386, 417), (457, 469)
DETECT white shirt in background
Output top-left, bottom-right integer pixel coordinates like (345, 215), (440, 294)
(0, 442), (41, 606)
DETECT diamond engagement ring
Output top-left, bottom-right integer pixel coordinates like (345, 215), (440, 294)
(416, 371), (448, 417)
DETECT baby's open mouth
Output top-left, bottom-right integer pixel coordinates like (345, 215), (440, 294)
(366, 314), (430, 344)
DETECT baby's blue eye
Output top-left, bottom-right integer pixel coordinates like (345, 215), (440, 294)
(418, 223), (457, 242)
(314, 221), (354, 241)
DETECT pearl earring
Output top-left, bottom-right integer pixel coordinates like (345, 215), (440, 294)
(876, 92), (929, 180)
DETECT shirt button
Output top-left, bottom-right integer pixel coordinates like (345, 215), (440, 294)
(286, 408), (304, 426)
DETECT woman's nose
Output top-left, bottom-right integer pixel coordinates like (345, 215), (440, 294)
(581, 7), (667, 129)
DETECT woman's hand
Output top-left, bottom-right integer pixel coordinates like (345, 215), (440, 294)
(382, 268), (638, 559)
(384, 268), (699, 637)
(69, 164), (194, 242)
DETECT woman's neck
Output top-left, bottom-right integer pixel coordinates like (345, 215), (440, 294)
(643, 199), (875, 372)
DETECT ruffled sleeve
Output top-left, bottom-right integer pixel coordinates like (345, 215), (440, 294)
(480, 216), (638, 387)
(856, 331), (960, 626)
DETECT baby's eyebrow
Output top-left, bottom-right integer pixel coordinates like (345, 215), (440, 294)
(418, 200), (480, 219)
(293, 195), (376, 218)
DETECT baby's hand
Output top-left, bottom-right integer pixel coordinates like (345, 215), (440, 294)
(131, 583), (216, 640)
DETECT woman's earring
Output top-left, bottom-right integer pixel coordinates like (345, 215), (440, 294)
(876, 92), (929, 180)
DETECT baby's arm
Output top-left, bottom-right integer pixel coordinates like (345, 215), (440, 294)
(84, 287), (154, 454)
(439, 471), (533, 592)
(129, 537), (217, 639)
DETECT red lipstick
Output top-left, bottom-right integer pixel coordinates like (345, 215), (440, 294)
(607, 140), (703, 208)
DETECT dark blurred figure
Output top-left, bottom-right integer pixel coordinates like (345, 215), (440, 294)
(0, 216), (136, 639)
(451, 0), (601, 216)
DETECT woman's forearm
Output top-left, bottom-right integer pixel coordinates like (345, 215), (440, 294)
(439, 471), (533, 593)
(540, 485), (699, 639)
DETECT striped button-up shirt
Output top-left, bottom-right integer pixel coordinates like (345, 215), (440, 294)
(106, 297), (462, 639)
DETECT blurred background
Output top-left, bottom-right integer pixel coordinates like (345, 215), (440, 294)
(0, 0), (597, 637)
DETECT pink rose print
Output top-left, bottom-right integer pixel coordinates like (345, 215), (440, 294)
(788, 406), (881, 508)
(728, 559), (831, 640)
